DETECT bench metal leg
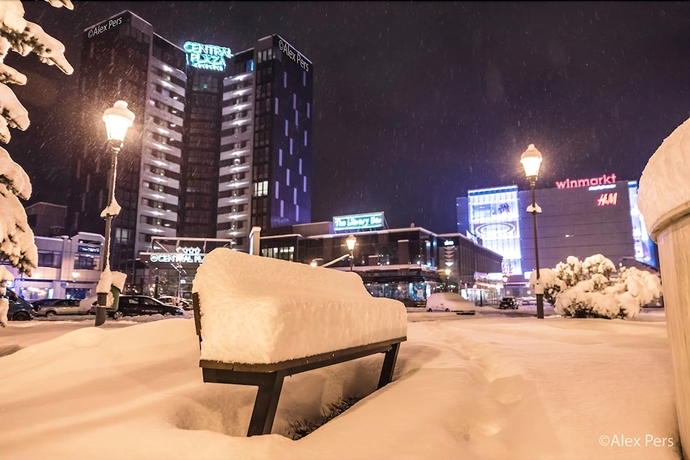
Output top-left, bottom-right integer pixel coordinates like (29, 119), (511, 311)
(247, 371), (286, 436)
(377, 342), (401, 389)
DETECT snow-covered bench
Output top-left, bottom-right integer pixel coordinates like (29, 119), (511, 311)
(192, 247), (408, 436)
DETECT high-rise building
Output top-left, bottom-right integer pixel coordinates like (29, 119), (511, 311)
(67, 11), (314, 291)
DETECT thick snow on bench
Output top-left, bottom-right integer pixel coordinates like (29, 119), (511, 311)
(192, 248), (407, 364)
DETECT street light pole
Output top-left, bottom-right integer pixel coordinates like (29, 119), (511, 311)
(95, 101), (135, 327)
(529, 178), (545, 319)
(521, 144), (545, 319)
(346, 234), (357, 272)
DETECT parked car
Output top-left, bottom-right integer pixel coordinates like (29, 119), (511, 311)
(31, 298), (61, 313)
(498, 297), (519, 309)
(34, 298), (91, 317)
(81, 296), (99, 315)
(158, 296), (193, 310)
(398, 298), (426, 308)
(7, 290), (34, 321)
(110, 295), (184, 319)
(426, 292), (476, 315)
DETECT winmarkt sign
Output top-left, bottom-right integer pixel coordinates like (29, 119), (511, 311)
(555, 173), (617, 189)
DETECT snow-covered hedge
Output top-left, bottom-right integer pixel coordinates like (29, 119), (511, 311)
(532, 254), (662, 319)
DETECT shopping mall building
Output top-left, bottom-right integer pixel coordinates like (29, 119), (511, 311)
(137, 212), (504, 306)
(456, 174), (657, 298)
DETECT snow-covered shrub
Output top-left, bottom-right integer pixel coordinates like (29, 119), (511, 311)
(550, 255), (662, 319)
(554, 256), (584, 289)
(0, 0), (73, 326)
(529, 268), (565, 305)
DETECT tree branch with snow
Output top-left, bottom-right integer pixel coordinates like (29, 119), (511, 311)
(0, 0), (73, 287)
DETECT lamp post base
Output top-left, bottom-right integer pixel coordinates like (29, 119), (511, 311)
(536, 293), (545, 319)
(95, 306), (108, 327)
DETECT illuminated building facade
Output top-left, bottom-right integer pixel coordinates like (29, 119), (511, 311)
(456, 177), (657, 283)
(68, 11), (313, 292)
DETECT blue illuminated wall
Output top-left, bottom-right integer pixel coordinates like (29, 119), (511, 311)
(466, 186), (522, 276)
(627, 181), (657, 267)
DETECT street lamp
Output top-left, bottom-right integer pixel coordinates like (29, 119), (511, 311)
(95, 101), (135, 326)
(346, 234), (357, 271)
(444, 267), (451, 291)
(520, 143), (544, 319)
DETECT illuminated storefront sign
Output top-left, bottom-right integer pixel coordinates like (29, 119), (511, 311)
(149, 247), (205, 264)
(555, 173), (617, 189)
(333, 212), (384, 231)
(183, 41), (233, 71)
(77, 245), (100, 254)
(597, 192), (618, 206)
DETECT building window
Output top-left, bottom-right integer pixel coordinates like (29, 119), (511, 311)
(293, 93), (296, 109)
(304, 130), (308, 146)
(275, 97), (279, 115)
(303, 71), (306, 87)
(279, 148), (283, 166)
(290, 138), (293, 155)
(74, 254), (98, 270)
(295, 110), (298, 127)
(275, 181), (280, 199)
(296, 204), (300, 221)
(38, 251), (62, 268)
(283, 71), (287, 88)
(307, 102), (310, 118)
(254, 180), (268, 197)
(286, 169), (291, 186)
(285, 119), (288, 136)
(299, 158), (302, 174)
(303, 176), (307, 193)
(293, 187), (297, 205)
(280, 200), (284, 218)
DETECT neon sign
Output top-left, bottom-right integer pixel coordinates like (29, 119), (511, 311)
(555, 173), (617, 189)
(597, 193), (618, 206)
(183, 41), (233, 72)
(333, 212), (384, 231)
(149, 247), (205, 264)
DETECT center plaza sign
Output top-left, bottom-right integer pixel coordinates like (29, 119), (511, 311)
(183, 41), (233, 72)
(333, 212), (385, 231)
(148, 247), (205, 264)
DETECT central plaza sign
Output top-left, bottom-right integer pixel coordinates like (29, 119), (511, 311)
(183, 41), (233, 72)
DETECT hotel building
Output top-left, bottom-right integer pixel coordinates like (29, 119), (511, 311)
(67, 11), (313, 292)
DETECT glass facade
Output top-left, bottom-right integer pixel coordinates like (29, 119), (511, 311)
(467, 186), (522, 275)
(628, 181), (657, 267)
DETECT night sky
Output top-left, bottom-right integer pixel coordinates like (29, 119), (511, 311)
(8, 1), (690, 233)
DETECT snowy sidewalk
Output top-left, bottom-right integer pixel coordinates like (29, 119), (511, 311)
(0, 313), (679, 460)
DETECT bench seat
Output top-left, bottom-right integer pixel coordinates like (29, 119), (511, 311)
(192, 248), (408, 365)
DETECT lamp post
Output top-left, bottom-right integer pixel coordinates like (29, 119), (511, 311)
(95, 101), (135, 326)
(444, 267), (451, 292)
(346, 234), (357, 271)
(520, 143), (545, 319)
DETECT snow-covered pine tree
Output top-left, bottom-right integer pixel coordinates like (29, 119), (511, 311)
(0, 0), (73, 326)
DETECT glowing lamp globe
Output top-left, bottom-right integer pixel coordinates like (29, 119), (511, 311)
(520, 144), (543, 179)
(103, 101), (135, 144)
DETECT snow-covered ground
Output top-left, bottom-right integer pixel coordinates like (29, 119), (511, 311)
(0, 309), (679, 460)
